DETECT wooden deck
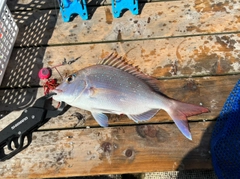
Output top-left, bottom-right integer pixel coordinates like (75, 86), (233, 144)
(0, 0), (240, 178)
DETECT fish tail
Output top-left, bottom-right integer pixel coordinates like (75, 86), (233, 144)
(166, 100), (210, 140)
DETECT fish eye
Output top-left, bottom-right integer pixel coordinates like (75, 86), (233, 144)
(66, 74), (76, 83)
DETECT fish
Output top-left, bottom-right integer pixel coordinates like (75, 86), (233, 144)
(52, 53), (210, 140)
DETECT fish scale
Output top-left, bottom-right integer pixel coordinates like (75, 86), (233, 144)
(85, 66), (159, 114)
(52, 53), (210, 140)
(87, 66), (149, 98)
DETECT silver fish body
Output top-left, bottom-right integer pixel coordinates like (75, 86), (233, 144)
(53, 54), (209, 140)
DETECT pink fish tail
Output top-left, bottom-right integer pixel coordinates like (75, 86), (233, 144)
(166, 100), (210, 140)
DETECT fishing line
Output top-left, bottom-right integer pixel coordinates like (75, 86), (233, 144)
(40, 2), (142, 94)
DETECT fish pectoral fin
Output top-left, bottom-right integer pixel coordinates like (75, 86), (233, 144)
(91, 112), (109, 127)
(128, 109), (159, 122)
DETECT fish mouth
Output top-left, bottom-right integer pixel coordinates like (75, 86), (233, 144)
(51, 88), (64, 102)
(52, 88), (63, 93)
(45, 91), (57, 98)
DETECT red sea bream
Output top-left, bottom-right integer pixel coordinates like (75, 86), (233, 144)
(52, 53), (209, 140)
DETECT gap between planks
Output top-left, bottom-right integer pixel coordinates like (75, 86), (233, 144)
(2, 33), (240, 89)
(0, 74), (239, 131)
(0, 121), (214, 178)
(10, 0), (240, 46)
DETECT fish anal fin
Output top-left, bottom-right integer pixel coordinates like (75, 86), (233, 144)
(98, 53), (162, 93)
(128, 109), (159, 122)
(91, 112), (109, 127)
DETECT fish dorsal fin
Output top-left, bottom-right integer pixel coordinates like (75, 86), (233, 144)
(98, 53), (161, 92)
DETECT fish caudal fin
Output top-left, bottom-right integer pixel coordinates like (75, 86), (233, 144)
(167, 100), (210, 140)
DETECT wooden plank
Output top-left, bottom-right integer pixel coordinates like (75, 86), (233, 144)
(11, 1), (240, 46)
(1, 75), (239, 131)
(0, 121), (214, 178)
(2, 33), (240, 88)
(1, 0), (237, 178)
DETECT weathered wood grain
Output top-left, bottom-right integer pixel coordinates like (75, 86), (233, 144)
(2, 33), (240, 88)
(10, 0), (240, 46)
(0, 75), (239, 131)
(0, 0), (239, 177)
(0, 121), (214, 178)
